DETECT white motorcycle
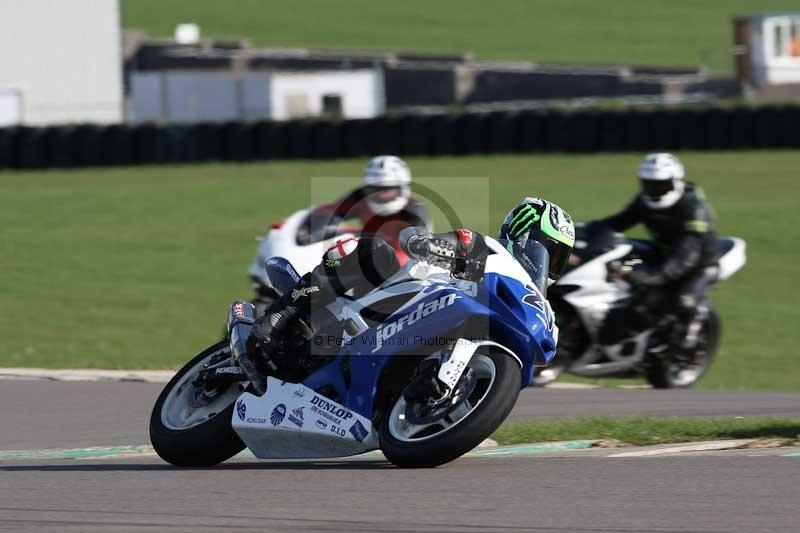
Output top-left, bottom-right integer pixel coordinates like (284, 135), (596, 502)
(533, 221), (746, 388)
(247, 208), (359, 314)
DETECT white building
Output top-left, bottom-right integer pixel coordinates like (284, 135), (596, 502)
(129, 69), (384, 123)
(735, 12), (800, 88)
(0, 0), (123, 126)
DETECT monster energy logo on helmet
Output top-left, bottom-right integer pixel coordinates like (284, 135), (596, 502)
(508, 203), (542, 238)
(502, 197), (575, 281)
(505, 198), (574, 247)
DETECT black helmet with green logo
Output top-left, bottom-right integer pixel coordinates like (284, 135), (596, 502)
(498, 197), (575, 282)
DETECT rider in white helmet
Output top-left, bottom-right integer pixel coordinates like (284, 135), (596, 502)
(597, 153), (718, 348)
(299, 156), (431, 262)
(362, 155), (413, 216)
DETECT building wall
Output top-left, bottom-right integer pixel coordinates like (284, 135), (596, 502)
(748, 14), (800, 86)
(0, 0), (123, 125)
(129, 69), (383, 123)
(269, 70), (383, 120)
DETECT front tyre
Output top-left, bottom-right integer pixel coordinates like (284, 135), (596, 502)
(644, 305), (721, 389)
(379, 351), (521, 468)
(149, 341), (246, 467)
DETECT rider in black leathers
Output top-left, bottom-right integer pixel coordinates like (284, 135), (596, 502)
(598, 153), (718, 347)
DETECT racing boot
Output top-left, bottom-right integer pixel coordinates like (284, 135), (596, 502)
(242, 276), (325, 392)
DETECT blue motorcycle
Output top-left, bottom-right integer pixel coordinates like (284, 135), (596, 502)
(150, 237), (558, 468)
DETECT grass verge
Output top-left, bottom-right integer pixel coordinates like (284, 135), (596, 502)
(493, 417), (800, 447)
(123, 0), (790, 75)
(1, 152), (798, 391)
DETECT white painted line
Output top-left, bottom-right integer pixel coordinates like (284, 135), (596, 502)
(546, 382), (599, 389)
(0, 368), (176, 383)
(608, 439), (756, 457)
(2, 439), (792, 463)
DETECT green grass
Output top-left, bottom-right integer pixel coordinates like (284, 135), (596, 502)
(1, 151), (799, 391)
(493, 416), (800, 446)
(122, 0), (790, 75)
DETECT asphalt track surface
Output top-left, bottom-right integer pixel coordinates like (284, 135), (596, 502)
(1, 380), (798, 532)
(1, 380), (798, 450)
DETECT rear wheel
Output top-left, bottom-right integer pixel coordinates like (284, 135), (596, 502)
(379, 350), (521, 468)
(644, 305), (720, 389)
(149, 341), (247, 467)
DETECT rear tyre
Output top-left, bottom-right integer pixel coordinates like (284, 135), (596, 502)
(379, 350), (521, 468)
(644, 305), (720, 389)
(149, 341), (246, 467)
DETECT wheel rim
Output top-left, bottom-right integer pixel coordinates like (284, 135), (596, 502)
(387, 354), (496, 443)
(160, 346), (244, 431)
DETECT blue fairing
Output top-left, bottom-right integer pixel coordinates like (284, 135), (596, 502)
(301, 272), (557, 419)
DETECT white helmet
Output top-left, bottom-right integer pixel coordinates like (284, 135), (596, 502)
(363, 155), (412, 216)
(637, 153), (686, 209)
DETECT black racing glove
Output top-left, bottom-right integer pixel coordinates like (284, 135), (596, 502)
(406, 233), (457, 269)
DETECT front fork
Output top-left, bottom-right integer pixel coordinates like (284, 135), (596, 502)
(226, 301), (268, 395)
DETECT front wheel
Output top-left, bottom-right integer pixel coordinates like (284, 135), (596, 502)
(149, 341), (247, 467)
(644, 305), (720, 389)
(379, 350), (521, 468)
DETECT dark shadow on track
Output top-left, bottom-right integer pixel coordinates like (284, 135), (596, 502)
(0, 459), (394, 472)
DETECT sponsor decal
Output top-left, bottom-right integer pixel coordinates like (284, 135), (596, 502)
(315, 419), (328, 430)
(270, 403), (287, 426)
(215, 366), (243, 375)
(349, 420), (369, 442)
(324, 258), (341, 268)
(266, 258), (301, 283)
(373, 293), (460, 352)
(288, 406), (304, 428)
(292, 387), (306, 399)
(238, 400), (268, 425)
(558, 224), (575, 240)
(291, 286), (320, 301)
(522, 285), (555, 331)
(233, 302), (245, 317)
(309, 395), (354, 424)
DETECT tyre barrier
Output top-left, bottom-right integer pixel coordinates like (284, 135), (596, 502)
(1, 105), (798, 170)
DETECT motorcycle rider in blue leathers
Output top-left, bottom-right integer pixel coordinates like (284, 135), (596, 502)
(231, 198), (575, 395)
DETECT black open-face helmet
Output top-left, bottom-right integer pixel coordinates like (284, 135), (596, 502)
(498, 198), (575, 282)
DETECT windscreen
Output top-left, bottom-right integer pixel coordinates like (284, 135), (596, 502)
(500, 238), (550, 295)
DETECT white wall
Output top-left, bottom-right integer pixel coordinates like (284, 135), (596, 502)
(129, 70), (382, 123)
(269, 70), (383, 120)
(0, 0), (123, 125)
(751, 15), (800, 86)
